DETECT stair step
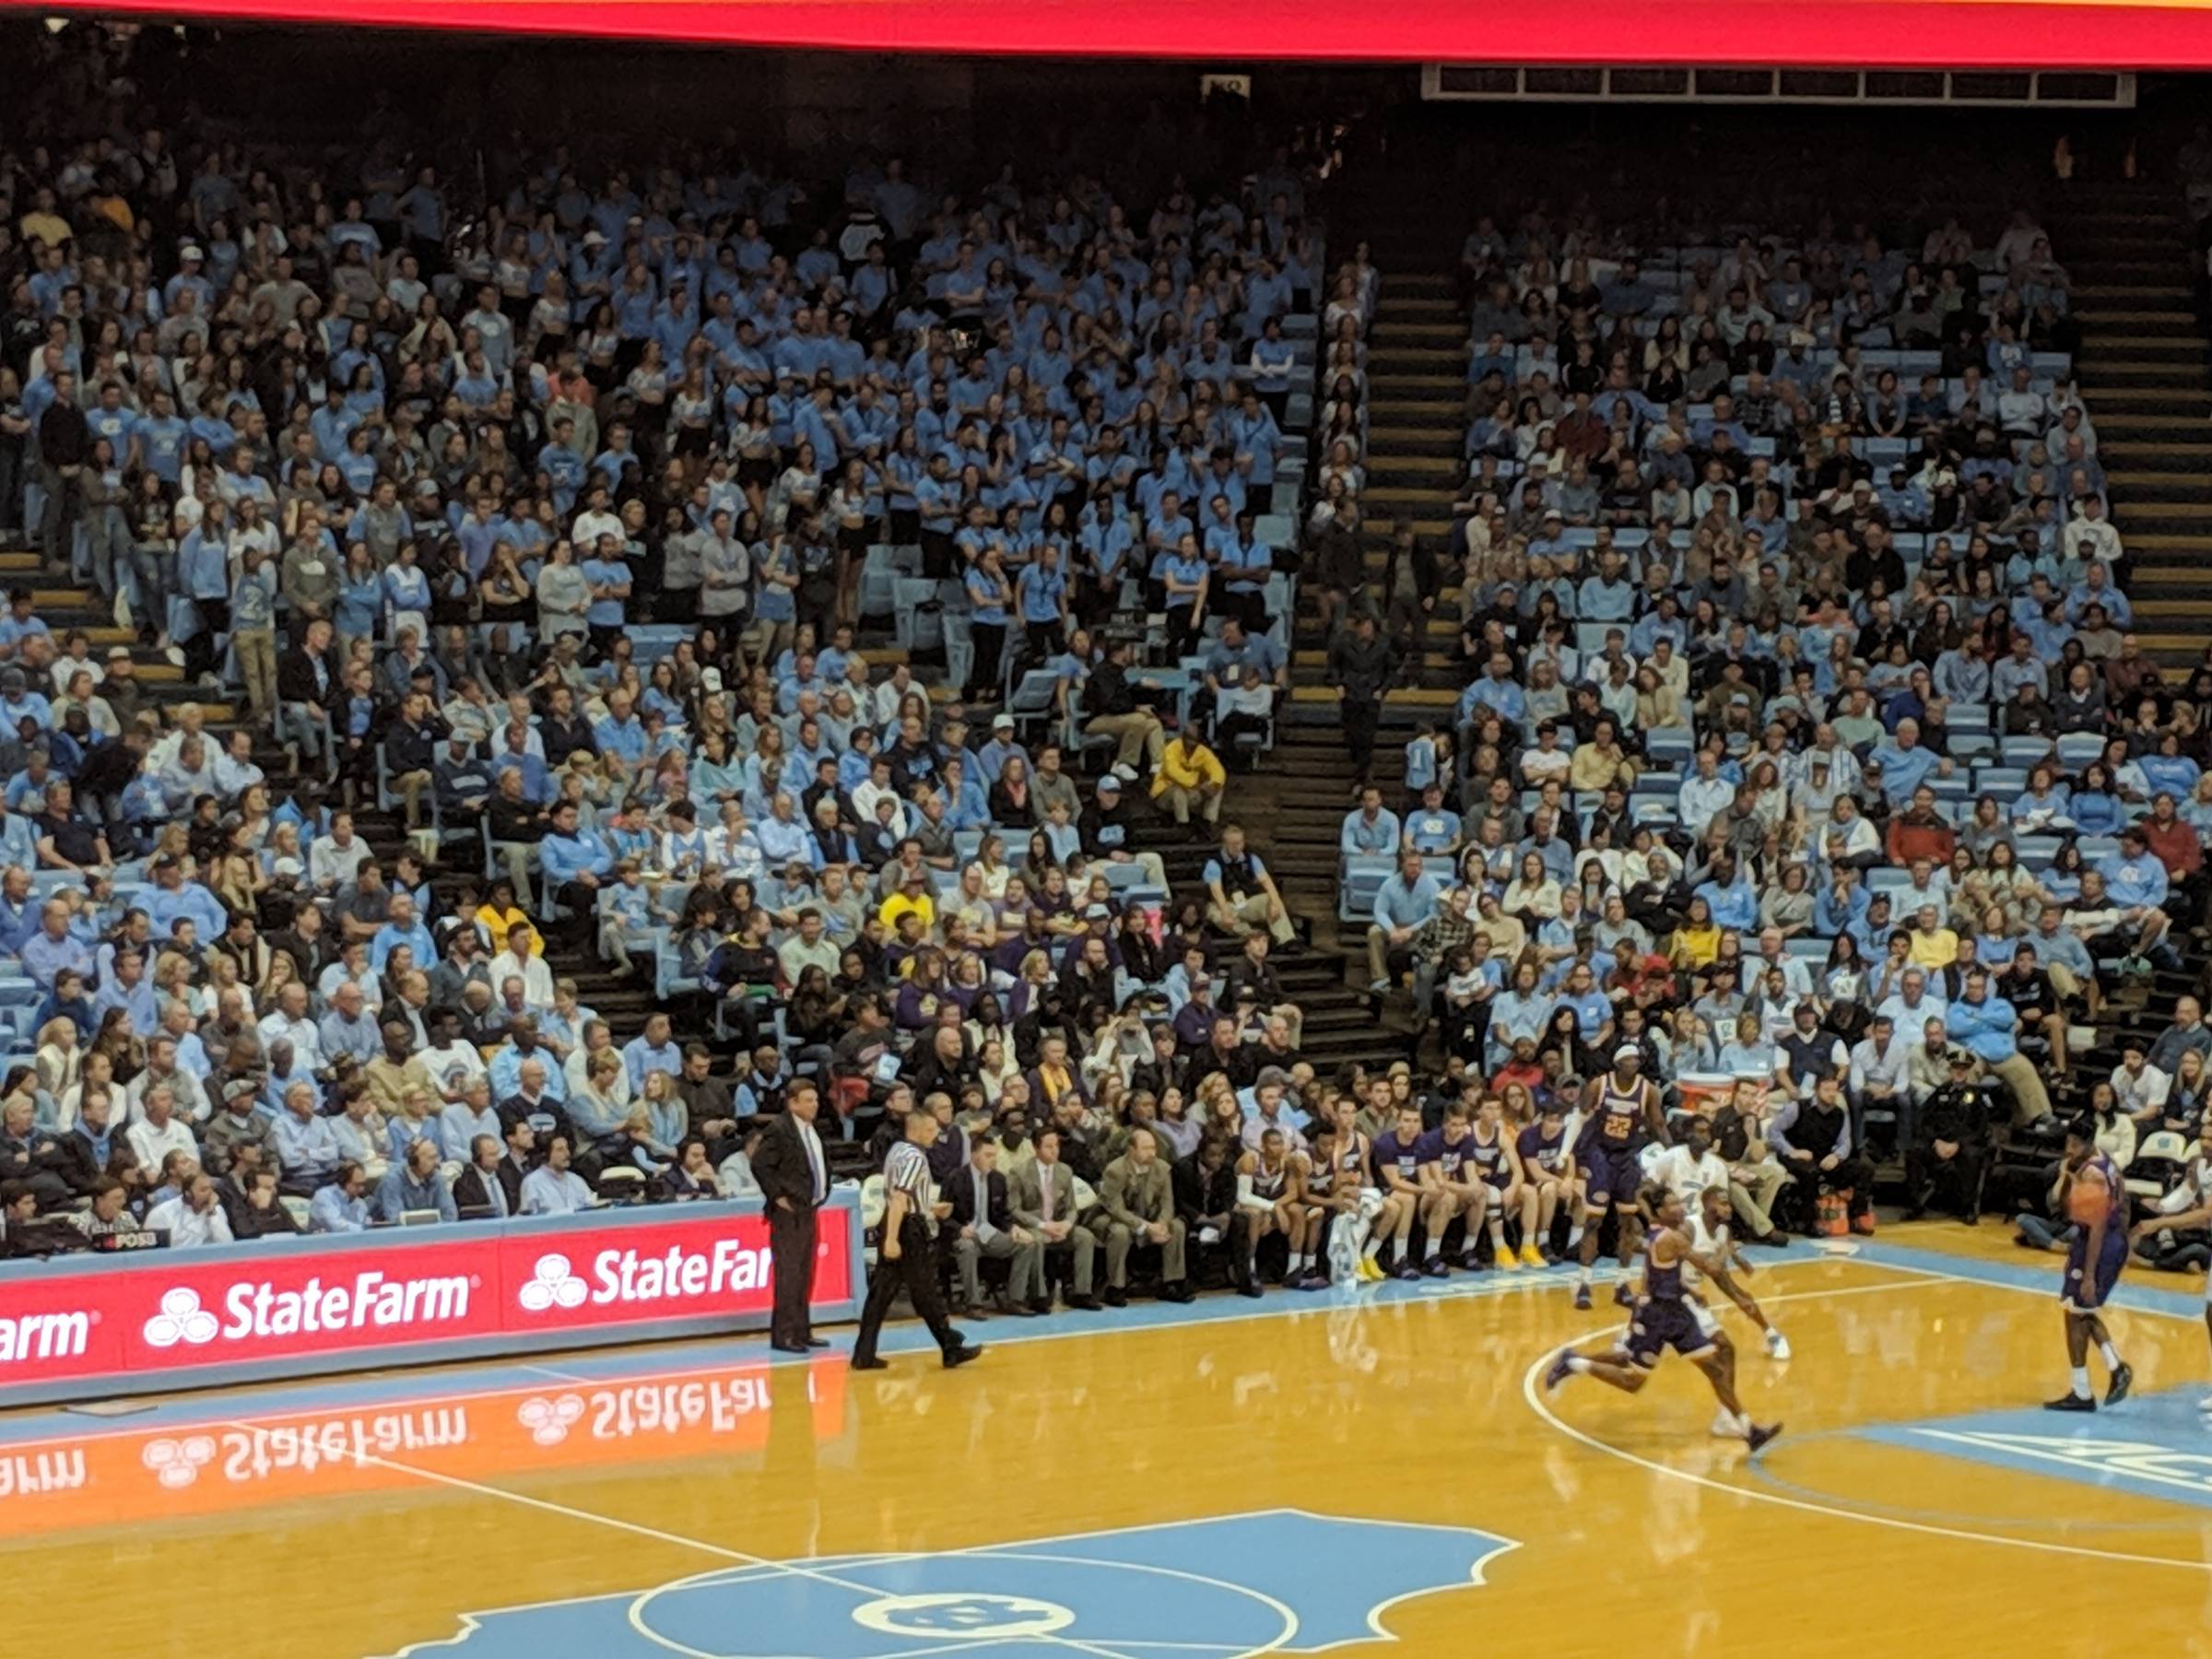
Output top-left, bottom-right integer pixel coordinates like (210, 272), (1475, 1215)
(2076, 283), (2194, 300)
(2074, 309), (2197, 327)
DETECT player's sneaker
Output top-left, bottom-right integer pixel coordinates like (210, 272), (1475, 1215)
(2042, 1392), (2096, 1413)
(1518, 1242), (1547, 1268)
(1572, 1283), (1592, 1311)
(1543, 1351), (1575, 1393)
(1494, 1245), (1518, 1271)
(1764, 1329), (1792, 1361)
(1422, 1257), (1451, 1278)
(1356, 1255), (1384, 1284)
(1460, 1247), (1488, 1271)
(2106, 1361), (2134, 1406)
(1710, 1408), (1747, 1438)
(1613, 1282), (1636, 1309)
(1745, 1422), (1784, 1453)
(1390, 1261), (1422, 1283)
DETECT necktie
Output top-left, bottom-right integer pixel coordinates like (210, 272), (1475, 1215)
(803, 1121), (825, 1204)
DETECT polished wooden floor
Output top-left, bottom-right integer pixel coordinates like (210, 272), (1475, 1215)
(6, 1226), (2211, 1659)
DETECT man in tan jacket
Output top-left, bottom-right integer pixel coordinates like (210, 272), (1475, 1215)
(1090, 1126), (1192, 1306)
(1007, 1124), (1100, 1312)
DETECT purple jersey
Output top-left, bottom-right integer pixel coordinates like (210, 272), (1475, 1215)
(1416, 1126), (1471, 1182)
(1518, 1120), (1569, 1174)
(1466, 1123), (1512, 1186)
(1371, 1129), (1424, 1190)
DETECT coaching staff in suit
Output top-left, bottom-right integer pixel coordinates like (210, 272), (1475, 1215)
(752, 1078), (832, 1353)
(851, 1108), (983, 1372)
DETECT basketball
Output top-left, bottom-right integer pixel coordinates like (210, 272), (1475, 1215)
(2066, 1171), (2109, 1226)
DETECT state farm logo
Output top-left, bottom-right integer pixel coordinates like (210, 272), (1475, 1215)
(143, 1288), (218, 1348)
(514, 1239), (771, 1317)
(142, 1434), (217, 1489)
(517, 1394), (585, 1446)
(518, 1254), (588, 1312)
(137, 1270), (474, 1348)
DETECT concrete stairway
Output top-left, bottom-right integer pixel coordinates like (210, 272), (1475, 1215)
(2044, 181), (2212, 667)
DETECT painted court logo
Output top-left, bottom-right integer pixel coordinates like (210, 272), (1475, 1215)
(143, 1288), (218, 1347)
(380, 1510), (1519, 1659)
(517, 1255), (588, 1313)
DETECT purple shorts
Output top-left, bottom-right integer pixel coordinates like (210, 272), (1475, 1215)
(1580, 1142), (1643, 1206)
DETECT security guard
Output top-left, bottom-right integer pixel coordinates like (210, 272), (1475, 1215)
(851, 1108), (983, 1372)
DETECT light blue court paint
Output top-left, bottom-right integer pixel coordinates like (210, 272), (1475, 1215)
(1849, 1240), (2209, 1321)
(1859, 1389), (2212, 1512)
(380, 1510), (1517, 1659)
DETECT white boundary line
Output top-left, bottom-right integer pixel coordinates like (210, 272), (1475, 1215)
(1520, 1269), (2212, 1576)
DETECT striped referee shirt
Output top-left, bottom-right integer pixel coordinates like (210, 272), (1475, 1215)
(885, 1141), (934, 1223)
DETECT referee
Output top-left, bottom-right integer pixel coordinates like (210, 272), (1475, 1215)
(851, 1108), (982, 1372)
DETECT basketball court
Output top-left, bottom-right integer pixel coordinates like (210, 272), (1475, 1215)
(4, 1225), (2207, 1658)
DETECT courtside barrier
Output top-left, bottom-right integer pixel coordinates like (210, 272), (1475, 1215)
(0, 1193), (864, 1406)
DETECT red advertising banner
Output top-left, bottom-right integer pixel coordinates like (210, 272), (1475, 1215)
(0, 1203), (858, 1403)
(13, 0), (2212, 67)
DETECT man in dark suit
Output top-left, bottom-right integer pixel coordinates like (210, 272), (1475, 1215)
(276, 616), (341, 771)
(751, 1077), (830, 1353)
(453, 1132), (516, 1219)
(942, 1137), (1041, 1316)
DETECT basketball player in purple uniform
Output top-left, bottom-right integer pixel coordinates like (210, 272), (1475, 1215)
(1465, 1092), (1544, 1269)
(2045, 1115), (2136, 1411)
(1515, 1099), (1576, 1264)
(1545, 1186), (1782, 1453)
(1415, 1100), (1479, 1275)
(1368, 1104), (1432, 1283)
(1575, 1044), (1666, 1311)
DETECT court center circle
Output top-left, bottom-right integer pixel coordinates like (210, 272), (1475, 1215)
(851, 1591), (1076, 1640)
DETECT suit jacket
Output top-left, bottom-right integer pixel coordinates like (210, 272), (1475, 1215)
(277, 645), (338, 708)
(1023, 1064), (1090, 1115)
(453, 1161), (518, 1218)
(751, 1112), (825, 1210)
(1007, 1157), (1080, 1229)
(945, 1162), (1017, 1233)
(1099, 1155), (1175, 1230)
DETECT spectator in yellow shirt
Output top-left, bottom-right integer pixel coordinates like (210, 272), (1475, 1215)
(877, 867), (938, 935)
(1152, 724), (1226, 827)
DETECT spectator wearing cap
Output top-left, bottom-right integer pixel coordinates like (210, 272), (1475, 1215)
(1078, 772), (1168, 888)
(1905, 1047), (1996, 1221)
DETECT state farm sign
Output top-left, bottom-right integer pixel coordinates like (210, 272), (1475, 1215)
(0, 1203), (857, 1403)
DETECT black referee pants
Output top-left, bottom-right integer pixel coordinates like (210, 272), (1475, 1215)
(851, 1214), (961, 1365)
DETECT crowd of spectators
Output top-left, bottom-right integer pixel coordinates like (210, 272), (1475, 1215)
(1331, 202), (2212, 1252)
(0, 30), (1377, 1306)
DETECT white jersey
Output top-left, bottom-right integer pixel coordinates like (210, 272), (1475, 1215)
(1683, 1210), (1730, 1336)
(1682, 1209), (1732, 1289)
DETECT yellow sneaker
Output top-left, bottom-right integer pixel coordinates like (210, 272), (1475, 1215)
(1494, 1245), (1518, 1272)
(1357, 1255), (1383, 1283)
(1519, 1242), (1547, 1269)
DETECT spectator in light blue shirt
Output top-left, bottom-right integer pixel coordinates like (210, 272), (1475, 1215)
(374, 1137), (458, 1224)
(1867, 719), (1948, 806)
(623, 1012), (684, 1095)
(1340, 786), (1400, 856)
(309, 1168), (373, 1234)
(521, 1133), (597, 1215)
(1367, 852), (1441, 996)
